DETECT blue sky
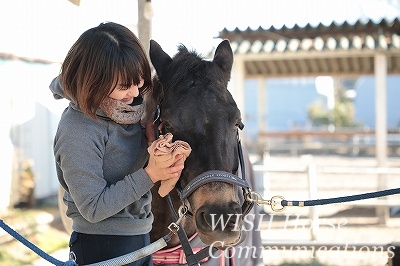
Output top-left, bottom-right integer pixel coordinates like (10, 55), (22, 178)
(0, 0), (399, 61)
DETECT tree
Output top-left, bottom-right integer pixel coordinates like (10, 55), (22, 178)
(307, 78), (362, 128)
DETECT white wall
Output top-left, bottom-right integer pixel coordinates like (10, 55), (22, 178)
(0, 59), (67, 210)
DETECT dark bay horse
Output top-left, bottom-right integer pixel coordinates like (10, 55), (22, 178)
(144, 40), (264, 265)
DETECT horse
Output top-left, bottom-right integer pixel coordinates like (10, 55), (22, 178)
(143, 39), (264, 266)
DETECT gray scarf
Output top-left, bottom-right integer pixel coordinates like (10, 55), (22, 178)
(100, 97), (144, 124)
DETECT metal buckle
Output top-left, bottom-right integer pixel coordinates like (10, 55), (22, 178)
(245, 191), (286, 212)
(167, 205), (188, 234)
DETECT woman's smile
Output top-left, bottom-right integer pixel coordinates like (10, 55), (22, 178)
(122, 97), (134, 104)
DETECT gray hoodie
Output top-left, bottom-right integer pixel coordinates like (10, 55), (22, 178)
(50, 77), (154, 236)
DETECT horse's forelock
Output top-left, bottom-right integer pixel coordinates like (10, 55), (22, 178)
(164, 52), (204, 90)
(167, 48), (230, 95)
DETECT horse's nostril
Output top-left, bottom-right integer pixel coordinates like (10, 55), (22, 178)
(195, 208), (212, 232)
(201, 212), (212, 227)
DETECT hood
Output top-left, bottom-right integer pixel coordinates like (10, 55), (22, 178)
(49, 76), (66, 100)
(49, 76), (109, 119)
(49, 76), (142, 123)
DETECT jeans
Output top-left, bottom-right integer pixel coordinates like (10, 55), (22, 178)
(69, 231), (153, 266)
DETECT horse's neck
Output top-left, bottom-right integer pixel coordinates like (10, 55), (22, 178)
(151, 184), (196, 247)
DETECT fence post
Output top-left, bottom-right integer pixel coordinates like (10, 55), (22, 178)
(377, 173), (390, 225)
(351, 135), (360, 156)
(304, 155), (318, 241)
(262, 149), (271, 213)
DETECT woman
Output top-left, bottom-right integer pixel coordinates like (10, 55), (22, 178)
(50, 22), (184, 266)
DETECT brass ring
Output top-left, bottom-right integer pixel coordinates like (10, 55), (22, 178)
(270, 195), (286, 212)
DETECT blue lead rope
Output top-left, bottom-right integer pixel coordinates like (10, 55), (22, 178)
(1, 218), (168, 266)
(282, 187), (400, 207)
(0, 219), (78, 266)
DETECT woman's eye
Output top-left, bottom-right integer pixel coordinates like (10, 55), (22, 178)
(119, 85), (129, 91)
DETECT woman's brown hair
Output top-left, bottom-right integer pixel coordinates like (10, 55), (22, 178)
(60, 22), (152, 119)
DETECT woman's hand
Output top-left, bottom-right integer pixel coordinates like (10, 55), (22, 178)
(144, 152), (185, 183)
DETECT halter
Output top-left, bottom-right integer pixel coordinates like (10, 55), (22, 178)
(152, 105), (254, 265)
(176, 129), (254, 217)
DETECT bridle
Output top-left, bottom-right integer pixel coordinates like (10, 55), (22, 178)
(152, 104), (255, 265)
(176, 126), (255, 218)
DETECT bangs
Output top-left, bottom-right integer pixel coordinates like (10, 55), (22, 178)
(114, 51), (145, 89)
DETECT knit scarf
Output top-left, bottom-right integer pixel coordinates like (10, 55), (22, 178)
(99, 97), (144, 124)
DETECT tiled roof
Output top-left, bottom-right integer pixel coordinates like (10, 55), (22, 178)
(218, 18), (400, 77)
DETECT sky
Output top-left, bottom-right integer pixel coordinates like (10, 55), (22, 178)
(0, 0), (399, 62)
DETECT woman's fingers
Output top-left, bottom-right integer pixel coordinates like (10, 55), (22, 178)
(152, 153), (184, 168)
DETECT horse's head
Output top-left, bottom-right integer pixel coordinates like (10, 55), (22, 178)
(146, 40), (252, 248)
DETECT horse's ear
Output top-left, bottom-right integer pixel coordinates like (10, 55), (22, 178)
(150, 40), (173, 78)
(213, 40), (233, 77)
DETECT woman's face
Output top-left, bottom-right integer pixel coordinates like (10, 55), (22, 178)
(109, 79), (144, 104)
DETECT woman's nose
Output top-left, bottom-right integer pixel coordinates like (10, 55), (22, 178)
(128, 79), (143, 97)
(128, 85), (140, 97)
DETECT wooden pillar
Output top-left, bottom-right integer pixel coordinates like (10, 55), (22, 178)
(375, 53), (388, 166)
(138, 0), (152, 54)
(257, 78), (266, 131)
(230, 56), (245, 123)
(374, 53), (389, 224)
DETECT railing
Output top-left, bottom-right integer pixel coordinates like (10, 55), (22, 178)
(252, 155), (400, 265)
(257, 130), (400, 156)
(252, 160), (400, 222)
(252, 154), (400, 233)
